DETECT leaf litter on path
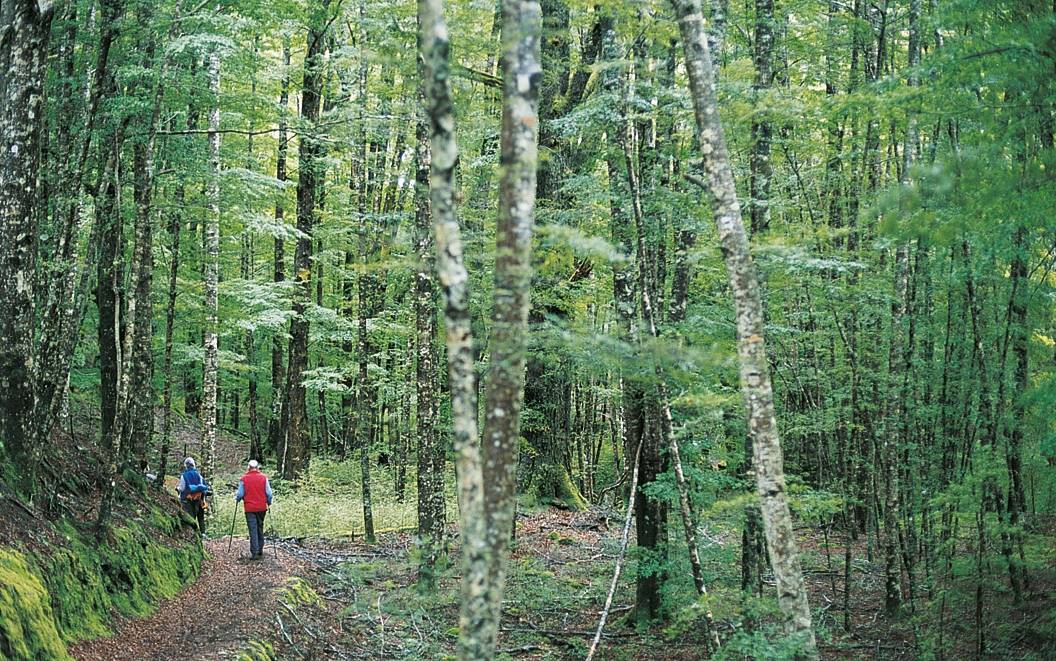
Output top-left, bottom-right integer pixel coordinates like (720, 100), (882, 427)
(70, 538), (310, 661)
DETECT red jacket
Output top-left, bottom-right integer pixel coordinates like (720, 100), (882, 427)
(240, 469), (270, 513)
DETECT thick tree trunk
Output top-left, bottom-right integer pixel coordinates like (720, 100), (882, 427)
(285, 3), (329, 479)
(672, 0), (817, 652)
(0, 1), (53, 492)
(201, 50), (222, 476)
(267, 38), (291, 459)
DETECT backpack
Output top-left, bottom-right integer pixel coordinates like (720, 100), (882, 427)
(183, 469), (205, 501)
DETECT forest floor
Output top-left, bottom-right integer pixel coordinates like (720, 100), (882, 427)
(40, 404), (1055, 660)
(56, 505), (1056, 660)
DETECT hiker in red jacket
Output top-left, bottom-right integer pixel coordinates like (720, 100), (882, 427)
(235, 460), (273, 560)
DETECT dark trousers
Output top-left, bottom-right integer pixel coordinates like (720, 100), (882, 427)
(245, 510), (267, 557)
(183, 500), (206, 536)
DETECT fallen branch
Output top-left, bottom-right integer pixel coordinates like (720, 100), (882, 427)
(502, 627), (634, 639)
(585, 440), (642, 661)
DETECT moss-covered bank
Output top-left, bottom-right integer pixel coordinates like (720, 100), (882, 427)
(0, 507), (203, 660)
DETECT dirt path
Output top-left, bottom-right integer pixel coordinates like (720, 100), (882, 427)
(70, 539), (307, 661)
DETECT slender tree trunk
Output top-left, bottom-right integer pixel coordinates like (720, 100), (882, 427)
(99, 158), (141, 534)
(157, 181), (184, 486)
(201, 49), (222, 476)
(1006, 225), (1030, 595)
(622, 108), (717, 646)
(97, 144), (125, 457)
(355, 0), (376, 542)
(418, 1), (490, 656)
(742, 0), (776, 597)
(128, 9), (171, 471)
(672, 0), (817, 652)
(476, 2), (542, 655)
(414, 47), (444, 590)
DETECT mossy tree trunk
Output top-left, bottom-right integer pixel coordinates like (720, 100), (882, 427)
(671, 0), (817, 652)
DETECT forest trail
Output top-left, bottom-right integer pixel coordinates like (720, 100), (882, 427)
(69, 539), (305, 661)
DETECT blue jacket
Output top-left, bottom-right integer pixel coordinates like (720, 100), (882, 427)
(176, 469), (209, 501)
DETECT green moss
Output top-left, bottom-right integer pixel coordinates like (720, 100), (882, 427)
(530, 465), (589, 511)
(4, 516), (204, 651)
(99, 525), (202, 618)
(0, 549), (73, 660)
(43, 542), (111, 641)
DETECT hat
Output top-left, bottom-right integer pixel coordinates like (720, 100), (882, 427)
(184, 457), (196, 469)
(248, 459), (259, 469)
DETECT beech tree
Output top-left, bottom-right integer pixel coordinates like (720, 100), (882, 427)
(672, 0), (817, 651)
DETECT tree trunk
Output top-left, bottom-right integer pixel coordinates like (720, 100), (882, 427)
(414, 49), (444, 590)
(743, 0), (776, 597)
(355, 0), (376, 543)
(128, 11), (169, 471)
(97, 146), (124, 456)
(672, 0), (817, 652)
(201, 49), (222, 476)
(157, 170), (185, 485)
(267, 38), (291, 458)
(417, 0), (491, 656)
(285, 3), (330, 479)
(477, 2), (542, 655)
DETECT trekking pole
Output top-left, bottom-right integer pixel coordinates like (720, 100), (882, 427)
(227, 500), (240, 553)
(270, 502), (278, 559)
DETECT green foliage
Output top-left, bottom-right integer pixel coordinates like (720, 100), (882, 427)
(210, 458), (459, 539)
(237, 640), (277, 661)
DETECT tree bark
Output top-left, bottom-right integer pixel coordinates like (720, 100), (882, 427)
(0, 0), (53, 492)
(267, 37), (291, 458)
(414, 43), (444, 590)
(417, 1), (491, 656)
(201, 49), (222, 477)
(742, 0), (776, 597)
(477, 1), (542, 655)
(672, 0), (817, 652)
(285, 3), (330, 479)
(355, 0), (376, 543)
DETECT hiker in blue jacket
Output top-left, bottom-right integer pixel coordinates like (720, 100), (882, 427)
(176, 457), (210, 537)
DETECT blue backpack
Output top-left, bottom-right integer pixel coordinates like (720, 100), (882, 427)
(183, 469), (208, 501)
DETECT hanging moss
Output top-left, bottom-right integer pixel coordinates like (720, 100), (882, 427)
(0, 549), (73, 661)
